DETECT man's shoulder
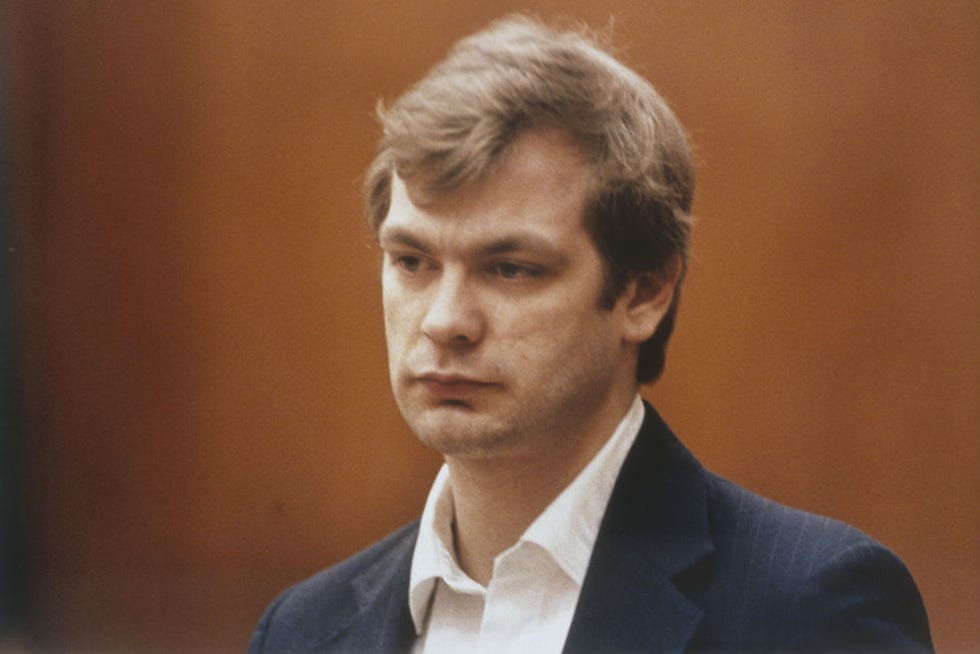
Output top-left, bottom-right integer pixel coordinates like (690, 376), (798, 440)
(248, 521), (419, 653)
(701, 468), (914, 593)
(704, 470), (874, 555)
(694, 471), (932, 649)
(635, 404), (891, 566)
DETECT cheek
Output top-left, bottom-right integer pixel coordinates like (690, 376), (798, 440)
(498, 297), (607, 359)
(382, 281), (408, 326)
(382, 289), (427, 360)
(381, 292), (406, 351)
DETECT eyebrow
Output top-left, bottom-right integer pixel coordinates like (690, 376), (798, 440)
(378, 226), (432, 254)
(480, 235), (562, 258)
(378, 226), (565, 261)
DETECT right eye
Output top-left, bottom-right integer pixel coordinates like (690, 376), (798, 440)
(395, 255), (423, 272)
(389, 253), (438, 275)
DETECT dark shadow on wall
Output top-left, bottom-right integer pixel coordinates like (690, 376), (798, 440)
(0, 21), (28, 645)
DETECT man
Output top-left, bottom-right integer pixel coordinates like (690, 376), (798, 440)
(250, 16), (932, 653)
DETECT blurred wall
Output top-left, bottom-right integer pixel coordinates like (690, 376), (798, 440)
(3, 1), (977, 651)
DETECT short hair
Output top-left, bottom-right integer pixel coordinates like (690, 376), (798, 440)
(365, 15), (695, 384)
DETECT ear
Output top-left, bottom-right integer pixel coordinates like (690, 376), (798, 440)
(620, 254), (682, 345)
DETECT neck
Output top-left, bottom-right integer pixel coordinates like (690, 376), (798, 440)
(446, 390), (638, 586)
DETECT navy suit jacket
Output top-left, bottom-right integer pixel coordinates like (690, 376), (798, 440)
(249, 404), (932, 652)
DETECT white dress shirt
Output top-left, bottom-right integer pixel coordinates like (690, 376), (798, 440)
(408, 396), (645, 654)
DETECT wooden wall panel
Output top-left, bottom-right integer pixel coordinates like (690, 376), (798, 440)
(4, 1), (977, 651)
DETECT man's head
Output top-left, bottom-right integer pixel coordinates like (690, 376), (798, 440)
(366, 15), (694, 384)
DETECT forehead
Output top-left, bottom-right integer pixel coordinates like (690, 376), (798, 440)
(380, 129), (595, 249)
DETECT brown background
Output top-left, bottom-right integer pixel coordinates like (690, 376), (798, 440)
(3, 1), (977, 652)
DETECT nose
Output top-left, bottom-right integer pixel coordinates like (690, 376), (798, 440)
(421, 269), (484, 347)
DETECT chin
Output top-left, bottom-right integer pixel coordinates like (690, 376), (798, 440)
(408, 409), (522, 459)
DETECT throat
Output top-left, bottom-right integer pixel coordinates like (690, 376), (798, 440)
(445, 450), (587, 586)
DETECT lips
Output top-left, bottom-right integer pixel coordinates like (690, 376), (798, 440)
(414, 372), (497, 400)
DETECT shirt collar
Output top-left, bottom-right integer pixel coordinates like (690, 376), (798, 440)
(407, 395), (646, 634)
(409, 465), (483, 633)
(519, 394), (644, 584)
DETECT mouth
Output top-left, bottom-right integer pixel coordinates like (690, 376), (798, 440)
(414, 373), (497, 401)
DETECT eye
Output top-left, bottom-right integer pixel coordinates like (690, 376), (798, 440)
(388, 252), (438, 275)
(488, 261), (540, 280)
(395, 255), (424, 273)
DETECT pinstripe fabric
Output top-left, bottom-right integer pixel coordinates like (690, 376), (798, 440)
(249, 403), (933, 653)
(688, 476), (931, 651)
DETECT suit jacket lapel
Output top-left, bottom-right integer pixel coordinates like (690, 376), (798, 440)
(563, 403), (714, 653)
(336, 527), (418, 653)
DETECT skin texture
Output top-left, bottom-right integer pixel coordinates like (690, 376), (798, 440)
(378, 129), (678, 583)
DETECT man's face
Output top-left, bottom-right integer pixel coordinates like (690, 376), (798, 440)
(379, 130), (639, 461)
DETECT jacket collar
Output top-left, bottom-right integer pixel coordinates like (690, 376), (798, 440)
(352, 547), (418, 653)
(562, 401), (714, 653)
(319, 527), (418, 653)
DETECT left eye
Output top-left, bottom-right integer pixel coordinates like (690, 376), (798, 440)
(489, 262), (535, 279)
